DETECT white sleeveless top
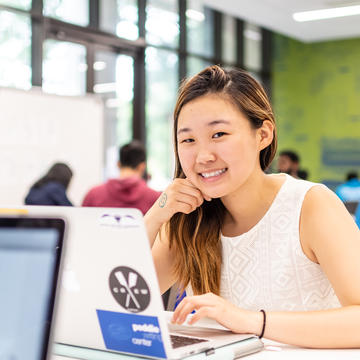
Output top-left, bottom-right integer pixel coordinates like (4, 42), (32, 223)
(188, 174), (341, 311)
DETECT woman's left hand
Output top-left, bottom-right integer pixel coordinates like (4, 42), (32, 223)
(171, 292), (262, 335)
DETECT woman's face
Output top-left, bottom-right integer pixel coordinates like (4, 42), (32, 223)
(177, 93), (265, 199)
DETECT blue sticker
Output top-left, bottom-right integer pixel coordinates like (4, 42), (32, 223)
(96, 310), (167, 359)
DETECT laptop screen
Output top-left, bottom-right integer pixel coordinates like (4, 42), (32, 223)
(0, 218), (65, 360)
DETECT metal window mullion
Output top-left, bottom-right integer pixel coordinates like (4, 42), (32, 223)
(236, 18), (244, 69)
(31, 0), (44, 87)
(261, 28), (272, 98)
(89, 0), (99, 29)
(133, 0), (146, 143)
(133, 48), (146, 143)
(86, 44), (95, 93)
(179, 0), (187, 82)
(213, 10), (222, 65)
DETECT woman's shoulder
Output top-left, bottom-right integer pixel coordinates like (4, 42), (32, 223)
(300, 180), (357, 261)
(302, 181), (340, 209)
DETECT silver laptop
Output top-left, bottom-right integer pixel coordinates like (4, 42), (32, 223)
(18, 206), (263, 359)
(0, 214), (65, 360)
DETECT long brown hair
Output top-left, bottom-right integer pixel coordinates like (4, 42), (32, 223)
(167, 65), (277, 295)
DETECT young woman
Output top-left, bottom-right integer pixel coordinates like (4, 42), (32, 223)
(144, 65), (360, 348)
(25, 162), (73, 206)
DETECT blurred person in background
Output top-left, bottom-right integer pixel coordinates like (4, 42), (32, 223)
(82, 141), (161, 214)
(25, 162), (73, 206)
(335, 171), (360, 203)
(277, 150), (308, 180)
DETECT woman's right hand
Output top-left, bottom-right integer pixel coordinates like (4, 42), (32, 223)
(147, 178), (210, 227)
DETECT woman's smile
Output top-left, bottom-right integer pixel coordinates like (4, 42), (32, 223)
(198, 167), (228, 182)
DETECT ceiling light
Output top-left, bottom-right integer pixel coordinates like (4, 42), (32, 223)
(293, 5), (360, 22)
(93, 61), (106, 71)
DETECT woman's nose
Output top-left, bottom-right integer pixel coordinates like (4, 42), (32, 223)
(196, 148), (216, 164)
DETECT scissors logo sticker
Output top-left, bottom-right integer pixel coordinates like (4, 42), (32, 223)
(109, 266), (150, 313)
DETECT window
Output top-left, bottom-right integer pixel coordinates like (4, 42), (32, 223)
(42, 40), (86, 96)
(146, 0), (179, 48)
(100, 0), (138, 41)
(145, 47), (178, 189)
(222, 14), (236, 65)
(244, 22), (262, 72)
(187, 56), (212, 77)
(0, 1), (267, 186)
(186, 0), (213, 58)
(43, 0), (89, 26)
(93, 51), (134, 178)
(0, 10), (31, 89)
(0, 0), (31, 10)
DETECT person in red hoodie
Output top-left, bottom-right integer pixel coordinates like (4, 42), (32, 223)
(82, 141), (161, 214)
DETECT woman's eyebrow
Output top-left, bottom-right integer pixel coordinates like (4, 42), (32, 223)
(207, 119), (230, 126)
(177, 120), (230, 135)
(177, 127), (191, 135)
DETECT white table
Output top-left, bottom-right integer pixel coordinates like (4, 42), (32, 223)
(51, 339), (360, 360)
(248, 339), (360, 359)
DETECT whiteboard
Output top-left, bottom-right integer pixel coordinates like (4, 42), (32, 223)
(0, 87), (104, 206)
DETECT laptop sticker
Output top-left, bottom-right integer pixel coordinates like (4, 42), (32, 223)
(109, 266), (150, 313)
(97, 310), (166, 359)
(99, 214), (139, 228)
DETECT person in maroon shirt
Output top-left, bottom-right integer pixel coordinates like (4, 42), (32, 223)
(82, 141), (161, 214)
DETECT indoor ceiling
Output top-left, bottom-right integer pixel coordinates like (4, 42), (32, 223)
(203, 0), (360, 42)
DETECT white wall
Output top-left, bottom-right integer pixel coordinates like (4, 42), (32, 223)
(0, 87), (104, 206)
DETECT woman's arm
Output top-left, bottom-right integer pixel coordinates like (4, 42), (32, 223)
(256, 184), (360, 348)
(144, 178), (208, 293)
(172, 185), (360, 348)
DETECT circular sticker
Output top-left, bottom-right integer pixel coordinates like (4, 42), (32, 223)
(109, 266), (150, 313)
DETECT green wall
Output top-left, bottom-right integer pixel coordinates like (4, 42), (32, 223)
(272, 33), (360, 186)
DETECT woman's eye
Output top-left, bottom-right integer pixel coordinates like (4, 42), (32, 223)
(213, 132), (226, 138)
(181, 138), (194, 143)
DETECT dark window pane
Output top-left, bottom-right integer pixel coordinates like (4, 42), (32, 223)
(43, 0), (89, 26)
(0, 10), (31, 89)
(100, 0), (138, 41)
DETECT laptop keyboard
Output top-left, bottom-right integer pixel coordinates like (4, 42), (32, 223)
(170, 334), (208, 349)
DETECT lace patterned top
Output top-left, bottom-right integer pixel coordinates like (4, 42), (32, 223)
(188, 174), (341, 311)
